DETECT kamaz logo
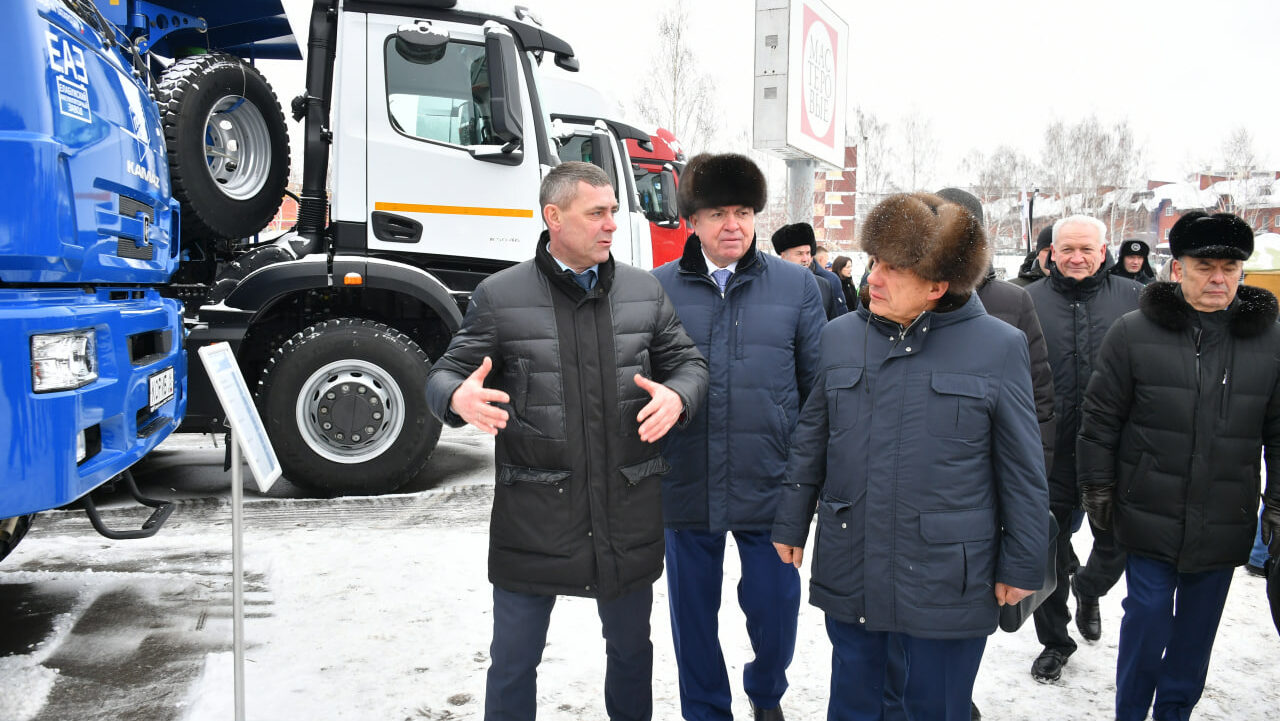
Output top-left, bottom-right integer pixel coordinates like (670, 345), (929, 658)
(127, 160), (159, 188)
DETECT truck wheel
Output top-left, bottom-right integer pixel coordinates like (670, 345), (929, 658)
(157, 53), (290, 240)
(256, 319), (442, 495)
(0, 515), (33, 563)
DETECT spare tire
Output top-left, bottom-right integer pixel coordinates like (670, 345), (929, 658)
(157, 53), (290, 240)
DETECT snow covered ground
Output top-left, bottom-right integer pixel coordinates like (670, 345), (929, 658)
(3, 429), (1277, 720)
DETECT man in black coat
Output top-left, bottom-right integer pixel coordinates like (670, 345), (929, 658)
(1011, 226), (1054, 287)
(772, 222), (849, 319)
(1077, 211), (1280, 721)
(1024, 216), (1143, 682)
(1109, 239), (1156, 285)
(426, 162), (708, 721)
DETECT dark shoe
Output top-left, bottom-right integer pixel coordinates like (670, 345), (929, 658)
(1031, 648), (1069, 682)
(971, 700), (981, 719)
(1245, 562), (1267, 578)
(749, 700), (785, 721)
(1073, 576), (1102, 641)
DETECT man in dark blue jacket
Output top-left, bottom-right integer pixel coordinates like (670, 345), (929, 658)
(772, 192), (1048, 721)
(652, 153), (826, 721)
(771, 222), (850, 319)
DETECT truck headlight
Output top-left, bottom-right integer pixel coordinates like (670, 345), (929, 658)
(31, 330), (98, 392)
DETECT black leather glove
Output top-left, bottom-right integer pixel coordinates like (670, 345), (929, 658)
(1080, 484), (1114, 531)
(1261, 496), (1280, 557)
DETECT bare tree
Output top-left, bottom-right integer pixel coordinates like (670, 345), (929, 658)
(964, 145), (1037, 252)
(1220, 126), (1264, 229)
(627, 1), (719, 155)
(848, 107), (894, 241)
(1040, 116), (1144, 217)
(898, 110), (938, 191)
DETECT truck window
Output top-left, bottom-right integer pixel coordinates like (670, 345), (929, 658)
(633, 165), (671, 217)
(385, 38), (495, 146)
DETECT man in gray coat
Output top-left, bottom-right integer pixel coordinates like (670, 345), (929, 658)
(426, 162), (708, 721)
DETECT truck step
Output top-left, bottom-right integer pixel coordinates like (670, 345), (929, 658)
(79, 470), (175, 540)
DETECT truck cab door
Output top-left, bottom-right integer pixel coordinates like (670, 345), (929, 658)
(553, 122), (651, 269)
(360, 15), (543, 264)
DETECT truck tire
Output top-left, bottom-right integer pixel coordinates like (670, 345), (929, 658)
(0, 515), (33, 563)
(157, 53), (290, 240)
(256, 319), (442, 495)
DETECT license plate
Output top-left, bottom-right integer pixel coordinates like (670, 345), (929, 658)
(149, 366), (175, 411)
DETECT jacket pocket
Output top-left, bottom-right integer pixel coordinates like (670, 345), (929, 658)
(1120, 452), (1154, 502)
(492, 464), (573, 558)
(826, 366), (864, 432)
(812, 490), (865, 598)
(918, 507), (997, 598)
(925, 372), (988, 440)
(613, 456), (669, 551)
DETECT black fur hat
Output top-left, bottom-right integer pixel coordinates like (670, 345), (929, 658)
(1119, 239), (1150, 258)
(678, 153), (767, 219)
(935, 187), (983, 224)
(860, 192), (990, 294)
(1169, 211), (1253, 260)
(771, 222), (816, 255)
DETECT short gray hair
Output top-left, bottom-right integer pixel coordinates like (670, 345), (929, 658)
(1053, 215), (1108, 247)
(540, 161), (612, 209)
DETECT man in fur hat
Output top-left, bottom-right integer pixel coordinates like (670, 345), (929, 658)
(1109, 239), (1156, 285)
(772, 222), (849, 320)
(771, 192), (1048, 720)
(1077, 211), (1280, 721)
(1025, 216), (1142, 683)
(652, 153), (826, 721)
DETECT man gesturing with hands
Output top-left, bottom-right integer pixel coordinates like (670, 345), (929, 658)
(426, 162), (706, 721)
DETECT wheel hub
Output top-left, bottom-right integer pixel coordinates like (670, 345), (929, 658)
(316, 381), (386, 445)
(296, 362), (405, 464)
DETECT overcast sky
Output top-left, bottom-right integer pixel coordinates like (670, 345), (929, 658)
(532, 0), (1279, 184)
(270, 0), (1278, 187)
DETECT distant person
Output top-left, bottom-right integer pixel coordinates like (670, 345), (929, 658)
(814, 245), (832, 270)
(1025, 216), (1142, 683)
(425, 162), (709, 721)
(653, 153), (826, 721)
(1109, 239), (1155, 285)
(1077, 211), (1280, 720)
(772, 222), (848, 320)
(830, 255), (860, 312)
(1012, 227), (1054, 287)
(772, 191), (1048, 721)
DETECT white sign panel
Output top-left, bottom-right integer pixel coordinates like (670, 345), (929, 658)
(198, 342), (282, 493)
(786, 0), (847, 168)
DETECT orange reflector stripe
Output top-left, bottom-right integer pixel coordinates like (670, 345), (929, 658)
(374, 202), (534, 218)
(343, 273), (363, 285)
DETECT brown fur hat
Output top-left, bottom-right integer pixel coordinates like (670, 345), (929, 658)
(678, 153), (767, 219)
(860, 192), (990, 295)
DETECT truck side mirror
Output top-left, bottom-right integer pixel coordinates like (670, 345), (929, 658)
(655, 169), (680, 227)
(588, 134), (619, 202)
(483, 30), (524, 147)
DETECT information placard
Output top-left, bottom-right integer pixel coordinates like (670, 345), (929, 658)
(198, 342), (282, 493)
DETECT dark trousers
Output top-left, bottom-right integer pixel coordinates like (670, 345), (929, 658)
(484, 584), (653, 721)
(1115, 555), (1233, 721)
(825, 615), (986, 721)
(665, 529), (800, 721)
(1033, 503), (1126, 653)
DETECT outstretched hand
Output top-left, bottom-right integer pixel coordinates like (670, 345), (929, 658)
(449, 357), (510, 436)
(634, 374), (682, 443)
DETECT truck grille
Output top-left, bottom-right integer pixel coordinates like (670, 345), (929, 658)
(117, 195), (156, 260)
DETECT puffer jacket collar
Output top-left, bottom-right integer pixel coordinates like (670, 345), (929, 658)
(1139, 281), (1279, 338)
(534, 230), (616, 300)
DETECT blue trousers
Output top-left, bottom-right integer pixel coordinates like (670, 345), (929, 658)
(825, 615), (986, 721)
(484, 584), (653, 721)
(1115, 555), (1233, 721)
(665, 529), (801, 721)
(1249, 509), (1270, 568)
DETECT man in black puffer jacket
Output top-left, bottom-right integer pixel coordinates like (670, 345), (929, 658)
(1025, 216), (1142, 683)
(1078, 211), (1280, 721)
(426, 162), (708, 721)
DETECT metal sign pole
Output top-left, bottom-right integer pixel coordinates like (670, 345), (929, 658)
(231, 433), (246, 721)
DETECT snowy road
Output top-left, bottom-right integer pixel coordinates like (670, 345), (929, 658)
(2, 427), (1277, 720)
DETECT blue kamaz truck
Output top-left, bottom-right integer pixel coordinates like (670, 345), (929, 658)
(0, 0), (298, 560)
